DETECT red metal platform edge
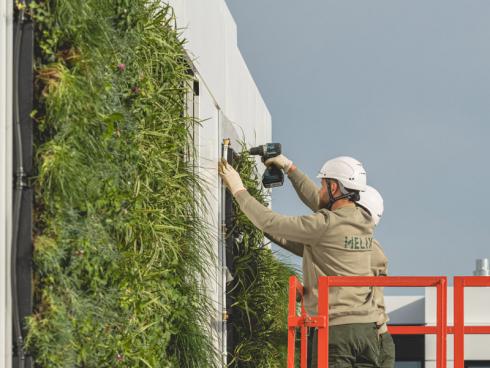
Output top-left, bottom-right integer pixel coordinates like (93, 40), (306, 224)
(289, 275), (490, 368)
(288, 276), (450, 368)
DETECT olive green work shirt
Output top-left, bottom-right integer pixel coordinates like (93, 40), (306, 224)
(234, 168), (378, 326)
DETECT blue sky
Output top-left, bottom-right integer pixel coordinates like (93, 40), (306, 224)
(224, 0), (490, 289)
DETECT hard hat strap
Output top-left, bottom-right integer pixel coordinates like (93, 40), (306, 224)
(325, 179), (358, 210)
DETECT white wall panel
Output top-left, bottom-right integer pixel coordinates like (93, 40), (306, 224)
(168, 0), (227, 108)
(385, 296), (425, 325)
(196, 84), (222, 361)
(426, 334), (490, 363)
(425, 287), (490, 362)
(165, 0), (272, 362)
(225, 48), (264, 146)
(0, 0), (13, 365)
(167, 0), (272, 148)
(425, 287), (490, 326)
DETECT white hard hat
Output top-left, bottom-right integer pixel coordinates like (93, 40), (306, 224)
(357, 185), (384, 226)
(317, 156), (367, 192)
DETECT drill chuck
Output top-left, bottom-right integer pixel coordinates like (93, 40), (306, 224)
(249, 146), (264, 156)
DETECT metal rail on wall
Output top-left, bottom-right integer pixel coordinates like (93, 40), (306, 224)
(220, 139), (231, 365)
(289, 276), (490, 368)
(221, 138), (243, 365)
(221, 139), (240, 364)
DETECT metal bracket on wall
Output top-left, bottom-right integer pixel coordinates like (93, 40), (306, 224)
(221, 138), (241, 364)
(220, 138), (231, 366)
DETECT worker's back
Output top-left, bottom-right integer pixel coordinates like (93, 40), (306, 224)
(302, 205), (378, 325)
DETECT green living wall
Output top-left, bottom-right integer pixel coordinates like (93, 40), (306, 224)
(27, 1), (215, 366)
(26, 0), (296, 367)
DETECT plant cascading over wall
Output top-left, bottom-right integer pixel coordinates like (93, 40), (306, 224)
(27, 0), (216, 366)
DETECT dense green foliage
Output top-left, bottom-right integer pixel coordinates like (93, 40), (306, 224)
(27, 1), (216, 367)
(229, 147), (298, 368)
(25, 0), (296, 366)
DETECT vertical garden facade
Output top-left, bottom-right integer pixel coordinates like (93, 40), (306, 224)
(3, 0), (298, 367)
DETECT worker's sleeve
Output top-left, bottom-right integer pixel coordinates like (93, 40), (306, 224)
(288, 168), (321, 212)
(235, 190), (327, 245)
(265, 233), (304, 257)
(371, 240), (390, 329)
(371, 241), (388, 276)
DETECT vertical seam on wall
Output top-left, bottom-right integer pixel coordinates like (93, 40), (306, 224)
(0, 0), (14, 365)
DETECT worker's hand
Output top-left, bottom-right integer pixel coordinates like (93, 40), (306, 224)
(218, 159), (246, 196)
(265, 154), (293, 173)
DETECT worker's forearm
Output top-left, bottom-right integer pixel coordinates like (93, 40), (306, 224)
(265, 233), (304, 257)
(373, 286), (389, 327)
(288, 168), (321, 211)
(371, 240), (388, 276)
(234, 190), (326, 245)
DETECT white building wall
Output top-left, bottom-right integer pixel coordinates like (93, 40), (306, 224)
(167, 0), (272, 365)
(167, 0), (272, 147)
(194, 85), (224, 364)
(387, 287), (490, 367)
(425, 287), (490, 367)
(385, 296), (425, 325)
(0, 0), (13, 365)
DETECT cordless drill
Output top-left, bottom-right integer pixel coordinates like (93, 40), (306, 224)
(249, 143), (284, 188)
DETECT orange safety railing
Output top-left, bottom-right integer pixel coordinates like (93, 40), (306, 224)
(453, 276), (490, 368)
(288, 276), (448, 368)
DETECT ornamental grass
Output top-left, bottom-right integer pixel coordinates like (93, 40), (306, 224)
(25, 0), (296, 367)
(229, 147), (298, 368)
(27, 1), (215, 366)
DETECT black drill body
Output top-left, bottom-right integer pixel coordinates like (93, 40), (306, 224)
(249, 143), (284, 188)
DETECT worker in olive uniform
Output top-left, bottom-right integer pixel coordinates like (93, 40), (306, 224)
(357, 186), (395, 368)
(218, 154), (380, 367)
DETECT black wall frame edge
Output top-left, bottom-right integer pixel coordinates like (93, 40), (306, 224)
(12, 4), (33, 368)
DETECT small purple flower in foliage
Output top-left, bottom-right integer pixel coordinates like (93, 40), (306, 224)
(117, 63), (126, 72)
(131, 86), (140, 94)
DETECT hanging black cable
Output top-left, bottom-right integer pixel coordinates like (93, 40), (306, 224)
(12, 1), (27, 367)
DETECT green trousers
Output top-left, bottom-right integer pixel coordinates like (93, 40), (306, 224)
(379, 332), (395, 368)
(309, 323), (381, 368)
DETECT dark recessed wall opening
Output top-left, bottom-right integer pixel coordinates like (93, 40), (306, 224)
(465, 361), (490, 368)
(393, 334), (425, 368)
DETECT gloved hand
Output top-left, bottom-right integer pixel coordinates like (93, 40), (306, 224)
(218, 159), (246, 196)
(265, 154), (293, 173)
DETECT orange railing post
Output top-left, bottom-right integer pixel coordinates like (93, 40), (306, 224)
(317, 277), (329, 368)
(436, 277), (448, 368)
(301, 302), (308, 368)
(453, 276), (465, 368)
(288, 276), (301, 368)
(453, 276), (490, 368)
